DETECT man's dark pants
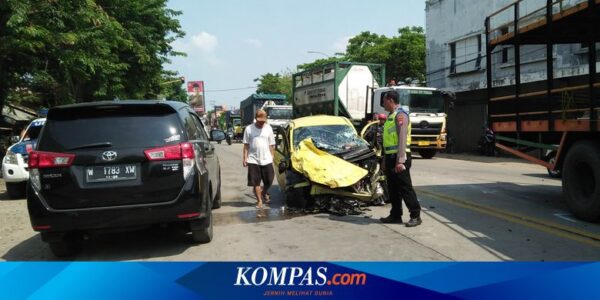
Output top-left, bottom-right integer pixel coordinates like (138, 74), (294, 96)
(247, 163), (274, 193)
(384, 153), (421, 219)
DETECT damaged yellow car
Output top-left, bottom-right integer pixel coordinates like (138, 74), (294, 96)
(273, 115), (386, 213)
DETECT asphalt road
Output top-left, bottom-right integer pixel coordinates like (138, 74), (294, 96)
(1, 142), (599, 261)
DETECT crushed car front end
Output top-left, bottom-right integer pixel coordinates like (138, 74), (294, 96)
(281, 116), (386, 213)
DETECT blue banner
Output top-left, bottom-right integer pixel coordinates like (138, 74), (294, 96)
(0, 262), (598, 299)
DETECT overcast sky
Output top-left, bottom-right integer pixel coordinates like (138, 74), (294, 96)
(166, 0), (425, 109)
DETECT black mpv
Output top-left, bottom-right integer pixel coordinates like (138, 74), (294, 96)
(27, 101), (224, 257)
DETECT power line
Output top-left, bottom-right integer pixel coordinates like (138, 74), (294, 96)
(204, 86), (257, 92)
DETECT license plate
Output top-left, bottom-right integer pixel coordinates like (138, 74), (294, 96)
(418, 141), (430, 146)
(86, 164), (137, 183)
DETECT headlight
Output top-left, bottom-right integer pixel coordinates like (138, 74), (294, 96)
(4, 151), (18, 165)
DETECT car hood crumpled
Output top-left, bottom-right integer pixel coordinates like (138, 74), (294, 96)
(291, 138), (368, 188)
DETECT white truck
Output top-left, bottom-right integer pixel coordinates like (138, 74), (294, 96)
(372, 86), (447, 158)
(260, 101), (292, 129)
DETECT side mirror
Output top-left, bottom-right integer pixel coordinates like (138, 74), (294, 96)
(211, 130), (226, 141)
(278, 161), (288, 174)
(10, 136), (20, 144)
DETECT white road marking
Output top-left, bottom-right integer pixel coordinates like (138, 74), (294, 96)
(554, 213), (578, 223)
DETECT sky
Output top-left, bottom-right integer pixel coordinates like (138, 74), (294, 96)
(166, 0), (425, 110)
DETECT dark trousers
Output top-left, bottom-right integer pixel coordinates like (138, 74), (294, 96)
(384, 153), (421, 219)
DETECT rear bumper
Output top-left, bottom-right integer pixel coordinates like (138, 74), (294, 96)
(27, 175), (210, 233)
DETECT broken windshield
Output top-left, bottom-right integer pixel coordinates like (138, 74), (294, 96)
(293, 125), (369, 154)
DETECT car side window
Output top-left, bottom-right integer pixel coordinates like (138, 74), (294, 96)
(185, 114), (200, 140)
(190, 113), (209, 141)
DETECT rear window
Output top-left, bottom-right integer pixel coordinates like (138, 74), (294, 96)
(39, 105), (184, 151)
(23, 126), (42, 141)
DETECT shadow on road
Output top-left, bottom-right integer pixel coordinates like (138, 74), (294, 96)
(522, 173), (560, 180)
(314, 214), (384, 225)
(434, 153), (534, 164)
(2, 225), (196, 261)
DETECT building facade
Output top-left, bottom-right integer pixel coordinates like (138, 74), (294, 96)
(425, 0), (595, 152)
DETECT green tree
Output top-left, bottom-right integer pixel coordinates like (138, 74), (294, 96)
(297, 57), (343, 72)
(254, 72), (292, 102)
(387, 27), (426, 83)
(346, 27), (425, 83)
(160, 72), (187, 102)
(345, 31), (391, 64)
(0, 0), (184, 112)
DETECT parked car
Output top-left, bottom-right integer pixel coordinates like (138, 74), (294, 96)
(26, 101), (225, 257)
(2, 118), (46, 199)
(273, 115), (386, 212)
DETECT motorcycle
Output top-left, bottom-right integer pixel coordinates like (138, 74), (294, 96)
(226, 128), (233, 145)
(478, 126), (496, 156)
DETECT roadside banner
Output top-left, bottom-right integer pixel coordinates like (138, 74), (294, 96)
(187, 81), (205, 113)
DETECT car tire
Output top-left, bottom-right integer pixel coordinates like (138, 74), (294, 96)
(48, 234), (83, 258)
(6, 182), (26, 199)
(213, 180), (222, 209)
(562, 141), (600, 222)
(418, 149), (437, 159)
(190, 212), (213, 244)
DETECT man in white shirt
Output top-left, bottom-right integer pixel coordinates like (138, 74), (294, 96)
(243, 109), (275, 208)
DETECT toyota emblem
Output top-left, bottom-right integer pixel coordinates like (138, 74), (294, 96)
(102, 151), (117, 161)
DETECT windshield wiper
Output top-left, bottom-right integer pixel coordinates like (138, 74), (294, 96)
(68, 142), (113, 150)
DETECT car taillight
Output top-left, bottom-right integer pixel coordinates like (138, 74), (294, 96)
(144, 144), (184, 161)
(28, 151), (76, 169)
(145, 142), (196, 179)
(180, 142), (194, 159)
(28, 151), (75, 192)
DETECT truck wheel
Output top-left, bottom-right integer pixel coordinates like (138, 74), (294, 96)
(562, 141), (600, 222)
(545, 150), (562, 178)
(190, 212), (213, 244)
(418, 149), (437, 159)
(6, 182), (26, 199)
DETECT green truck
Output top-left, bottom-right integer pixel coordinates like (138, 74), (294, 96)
(240, 93), (290, 129)
(292, 62), (385, 126)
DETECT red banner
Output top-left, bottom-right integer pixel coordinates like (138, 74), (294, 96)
(187, 81), (204, 93)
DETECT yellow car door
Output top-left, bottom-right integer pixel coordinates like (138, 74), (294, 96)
(360, 120), (382, 157)
(273, 126), (289, 191)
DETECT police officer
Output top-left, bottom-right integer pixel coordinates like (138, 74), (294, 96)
(380, 90), (422, 227)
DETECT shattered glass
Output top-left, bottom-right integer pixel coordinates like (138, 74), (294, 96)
(293, 125), (369, 155)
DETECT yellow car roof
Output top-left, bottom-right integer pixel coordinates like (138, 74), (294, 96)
(290, 115), (353, 129)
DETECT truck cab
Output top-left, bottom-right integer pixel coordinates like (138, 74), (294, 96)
(263, 104), (292, 130)
(372, 86), (447, 158)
